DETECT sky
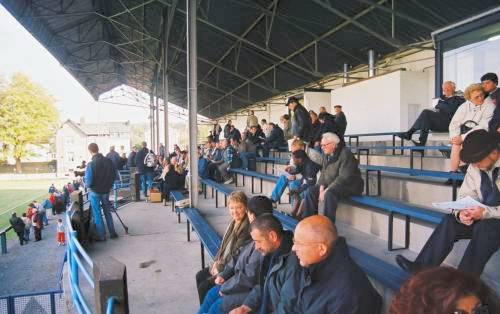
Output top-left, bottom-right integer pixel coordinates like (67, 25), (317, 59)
(0, 4), (169, 124)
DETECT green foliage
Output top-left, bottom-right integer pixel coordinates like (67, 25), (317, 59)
(0, 73), (59, 169)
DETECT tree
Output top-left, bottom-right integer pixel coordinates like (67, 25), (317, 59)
(0, 73), (59, 172)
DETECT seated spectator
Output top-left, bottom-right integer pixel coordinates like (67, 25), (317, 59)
(195, 191), (251, 304)
(160, 164), (184, 201)
(301, 132), (363, 223)
(396, 130), (500, 276)
(449, 83), (495, 172)
(286, 97), (313, 143)
(333, 105), (347, 138)
(207, 142), (224, 180)
(261, 122), (286, 157)
(269, 139), (307, 207)
(198, 196), (273, 314)
(389, 267), (499, 314)
(219, 139), (237, 184)
(280, 114), (292, 140)
(482, 72), (500, 133)
(274, 215), (381, 313)
(9, 213), (26, 246)
(400, 81), (464, 146)
(230, 214), (294, 314)
(313, 111), (337, 147)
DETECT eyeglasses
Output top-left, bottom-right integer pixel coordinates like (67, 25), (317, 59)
(453, 304), (489, 314)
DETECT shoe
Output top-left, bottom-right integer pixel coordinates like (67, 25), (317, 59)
(224, 178), (234, 185)
(411, 140), (425, 147)
(110, 233), (119, 239)
(395, 254), (420, 274)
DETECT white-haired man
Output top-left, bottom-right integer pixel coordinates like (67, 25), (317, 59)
(301, 132), (363, 223)
(399, 81), (465, 146)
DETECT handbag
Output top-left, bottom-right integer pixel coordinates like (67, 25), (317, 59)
(460, 120), (478, 134)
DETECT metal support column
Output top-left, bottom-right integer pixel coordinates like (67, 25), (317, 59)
(149, 95), (154, 147)
(368, 49), (376, 77)
(163, 8), (170, 153)
(187, 0), (199, 208)
(155, 89), (160, 153)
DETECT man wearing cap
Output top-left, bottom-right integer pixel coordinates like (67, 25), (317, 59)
(286, 97), (313, 143)
(198, 196), (274, 314)
(482, 72), (500, 133)
(396, 129), (500, 275)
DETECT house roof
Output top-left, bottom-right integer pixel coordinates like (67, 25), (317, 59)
(2, 0), (499, 118)
(63, 119), (131, 136)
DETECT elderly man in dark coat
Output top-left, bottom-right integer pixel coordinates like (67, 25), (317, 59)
(272, 215), (382, 313)
(301, 132), (364, 223)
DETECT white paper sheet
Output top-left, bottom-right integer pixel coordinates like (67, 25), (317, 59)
(432, 196), (486, 211)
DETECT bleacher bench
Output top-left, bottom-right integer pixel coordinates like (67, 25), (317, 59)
(200, 178), (233, 207)
(256, 157), (289, 175)
(359, 164), (464, 200)
(183, 207), (222, 269)
(170, 190), (188, 223)
(229, 168), (279, 194)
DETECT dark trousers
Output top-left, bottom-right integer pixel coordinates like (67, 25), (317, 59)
(34, 226), (42, 241)
(196, 267), (215, 305)
(416, 214), (500, 275)
(15, 231), (25, 245)
(411, 109), (450, 144)
(301, 185), (351, 223)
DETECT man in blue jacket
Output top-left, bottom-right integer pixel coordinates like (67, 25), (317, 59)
(84, 143), (118, 241)
(135, 141), (155, 197)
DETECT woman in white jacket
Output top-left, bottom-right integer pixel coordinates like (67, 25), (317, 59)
(449, 83), (495, 171)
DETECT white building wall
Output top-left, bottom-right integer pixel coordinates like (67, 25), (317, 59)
(303, 90), (332, 113)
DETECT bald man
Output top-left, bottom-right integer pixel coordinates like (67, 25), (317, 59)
(283, 216), (382, 313)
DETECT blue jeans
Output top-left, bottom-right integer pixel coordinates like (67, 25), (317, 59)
(88, 191), (116, 239)
(198, 285), (222, 314)
(40, 212), (49, 225)
(24, 228), (30, 241)
(239, 152), (256, 170)
(140, 172), (154, 196)
(271, 175), (301, 202)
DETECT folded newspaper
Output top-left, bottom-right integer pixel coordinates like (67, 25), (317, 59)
(432, 196), (486, 211)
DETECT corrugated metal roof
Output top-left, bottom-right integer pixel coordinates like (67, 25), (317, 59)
(1, 0), (498, 118)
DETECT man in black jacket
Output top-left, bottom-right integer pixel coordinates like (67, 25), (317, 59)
(262, 123), (286, 157)
(9, 213), (26, 246)
(229, 214), (293, 314)
(281, 215), (382, 313)
(399, 81), (464, 146)
(286, 97), (312, 143)
(84, 143), (118, 241)
(333, 105), (347, 138)
(482, 72), (500, 133)
(301, 132), (364, 223)
(135, 141), (155, 197)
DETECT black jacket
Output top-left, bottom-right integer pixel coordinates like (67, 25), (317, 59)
(87, 153), (116, 194)
(281, 237), (382, 314)
(265, 126), (286, 148)
(127, 151), (136, 168)
(310, 121), (321, 145)
(230, 128), (242, 142)
(333, 111), (348, 138)
(435, 95), (465, 120)
(291, 104), (313, 141)
(488, 89), (500, 133)
(9, 216), (25, 233)
(314, 116), (337, 143)
(224, 124), (232, 139)
(243, 231), (294, 313)
(135, 148), (154, 174)
(290, 156), (321, 194)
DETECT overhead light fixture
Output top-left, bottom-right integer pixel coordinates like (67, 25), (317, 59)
(487, 34), (500, 42)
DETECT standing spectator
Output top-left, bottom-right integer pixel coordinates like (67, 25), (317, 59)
(310, 110), (321, 147)
(280, 114), (292, 140)
(106, 146), (121, 169)
(85, 143), (118, 241)
(319, 106), (327, 114)
(33, 200), (48, 226)
(396, 130), (500, 276)
(159, 143), (166, 158)
(286, 97), (313, 143)
(213, 121), (223, 143)
(119, 153), (127, 170)
(9, 213), (26, 246)
(399, 81), (464, 146)
(56, 218), (66, 246)
(224, 120), (232, 139)
(135, 141), (155, 197)
(246, 110), (259, 129)
(32, 208), (43, 241)
(301, 132), (364, 223)
(314, 112), (337, 147)
(127, 146), (137, 169)
(482, 73), (500, 133)
(229, 125), (242, 142)
(49, 193), (57, 215)
(48, 183), (56, 194)
(21, 213), (31, 242)
(41, 197), (53, 219)
(389, 267), (499, 314)
(333, 105), (348, 138)
(448, 83), (495, 172)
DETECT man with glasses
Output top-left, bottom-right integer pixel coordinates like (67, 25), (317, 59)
(300, 132), (364, 223)
(274, 215), (381, 313)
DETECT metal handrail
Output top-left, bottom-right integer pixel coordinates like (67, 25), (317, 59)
(0, 225), (13, 254)
(106, 297), (118, 314)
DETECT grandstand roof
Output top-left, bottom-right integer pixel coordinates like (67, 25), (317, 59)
(1, 0), (499, 118)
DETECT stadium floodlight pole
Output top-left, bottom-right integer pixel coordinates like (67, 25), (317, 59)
(186, 0), (198, 207)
